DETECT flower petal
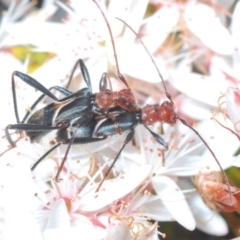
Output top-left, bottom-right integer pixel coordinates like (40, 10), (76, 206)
(184, 3), (234, 55)
(198, 120), (239, 170)
(210, 56), (239, 86)
(46, 199), (70, 229)
(106, 221), (131, 240)
(170, 69), (229, 106)
(191, 191), (228, 236)
(141, 196), (172, 221)
(152, 176), (196, 230)
(141, 5), (180, 53)
(116, 39), (168, 82)
(108, 0), (149, 37)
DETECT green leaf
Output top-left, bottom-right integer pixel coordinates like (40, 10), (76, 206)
(5, 45), (56, 73)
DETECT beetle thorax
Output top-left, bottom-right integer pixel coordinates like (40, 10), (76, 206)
(141, 101), (177, 125)
(95, 89), (137, 111)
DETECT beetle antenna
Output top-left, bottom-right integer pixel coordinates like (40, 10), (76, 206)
(92, 0), (129, 89)
(177, 116), (232, 202)
(115, 17), (171, 103)
(116, 17), (232, 202)
(115, 17), (231, 200)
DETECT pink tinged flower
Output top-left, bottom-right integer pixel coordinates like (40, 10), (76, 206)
(33, 165), (152, 234)
(195, 171), (240, 213)
(40, 164), (163, 239)
(34, 176), (106, 238)
(184, 2), (234, 55)
(101, 177), (163, 239)
(226, 87), (240, 134)
(179, 178), (228, 236)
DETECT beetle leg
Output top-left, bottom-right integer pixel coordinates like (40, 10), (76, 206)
(96, 129), (135, 192)
(65, 59), (92, 93)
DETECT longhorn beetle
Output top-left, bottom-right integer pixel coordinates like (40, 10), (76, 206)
(5, 0), (230, 195)
(5, 56), (167, 182)
(5, 3), (167, 183)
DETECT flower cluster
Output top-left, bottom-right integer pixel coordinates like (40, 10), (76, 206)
(0, 0), (240, 239)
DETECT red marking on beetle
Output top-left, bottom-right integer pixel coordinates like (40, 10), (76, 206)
(96, 89), (138, 111)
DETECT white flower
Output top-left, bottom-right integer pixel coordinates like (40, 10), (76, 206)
(108, 121), (230, 235)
